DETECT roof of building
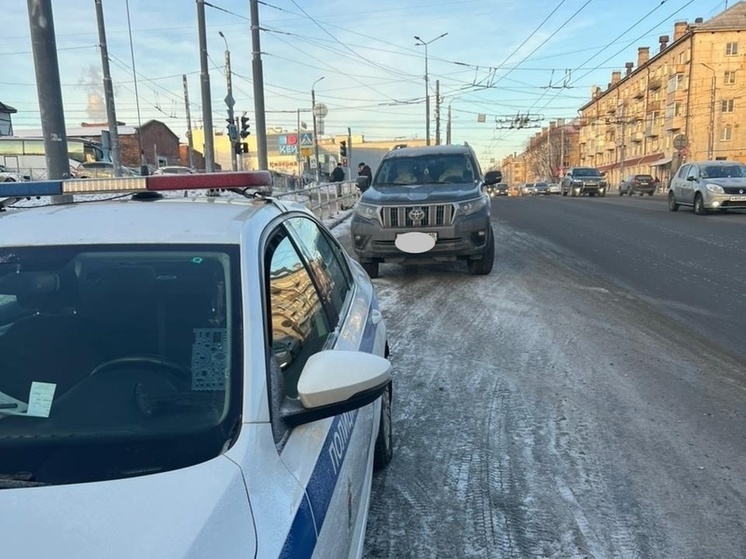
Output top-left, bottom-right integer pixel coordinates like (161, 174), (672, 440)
(0, 102), (17, 114)
(696, 1), (746, 31)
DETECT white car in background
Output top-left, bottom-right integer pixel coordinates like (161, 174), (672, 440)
(0, 171), (393, 558)
(548, 182), (561, 195)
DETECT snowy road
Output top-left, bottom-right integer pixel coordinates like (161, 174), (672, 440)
(330, 199), (746, 559)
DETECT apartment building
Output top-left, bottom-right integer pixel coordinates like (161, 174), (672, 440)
(522, 119), (581, 182)
(500, 151), (528, 187)
(577, 2), (746, 188)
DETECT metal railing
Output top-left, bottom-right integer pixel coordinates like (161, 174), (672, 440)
(272, 179), (360, 221)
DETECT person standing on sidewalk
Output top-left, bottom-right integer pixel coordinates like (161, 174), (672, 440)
(357, 162), (373, 191)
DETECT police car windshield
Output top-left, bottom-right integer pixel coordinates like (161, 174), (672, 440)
(0, 245), (242, 486)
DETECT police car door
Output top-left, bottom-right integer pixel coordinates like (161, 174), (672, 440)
(266, 215), (376, 558)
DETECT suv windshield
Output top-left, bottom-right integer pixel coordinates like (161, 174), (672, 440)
(0, 245), (241, 486)
(573, 168), (602, 177)
(375, 154), (477, 185)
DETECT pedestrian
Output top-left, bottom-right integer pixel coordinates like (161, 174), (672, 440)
(357, 162), (373, 190)
(331, 162), (345, 182)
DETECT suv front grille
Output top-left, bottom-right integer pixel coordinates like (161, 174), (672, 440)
(381, 204), (454, 228)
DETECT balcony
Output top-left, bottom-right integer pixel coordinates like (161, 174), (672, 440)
(664, 114), (685, 131)
(648, 77), (662, 90)
(633, 85), (645, 100)
(646, 100), (662, 112)
(631, 131), (643, 143)
(645, 126), (660, 138)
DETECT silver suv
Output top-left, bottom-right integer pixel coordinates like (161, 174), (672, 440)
(350, 144), (495, 278)
(668, 160), (746, 215)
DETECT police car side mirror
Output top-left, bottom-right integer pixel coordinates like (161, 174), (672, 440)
(281, 350), (391, 427)
(687, 175), (697, 182)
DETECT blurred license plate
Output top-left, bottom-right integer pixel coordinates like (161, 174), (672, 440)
(730, 196), (746, 201)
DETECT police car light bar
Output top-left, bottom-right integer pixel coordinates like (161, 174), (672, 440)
(0, 171), (273, 198)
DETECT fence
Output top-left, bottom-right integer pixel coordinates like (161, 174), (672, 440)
(272, 179), (360, 221)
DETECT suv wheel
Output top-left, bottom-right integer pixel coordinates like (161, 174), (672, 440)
(667, 191), (679, 212)
(362, 260), (379, 278)
(467, 229), (495, 275)
(694, 193), (707, 215)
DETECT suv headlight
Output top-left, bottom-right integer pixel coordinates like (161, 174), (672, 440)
(572, 179), (583, 185)
(705, 183), (724, 194)
(455, 196), (488, 216)
(600, 180), (607, 187)
(354, 202), (379, 220)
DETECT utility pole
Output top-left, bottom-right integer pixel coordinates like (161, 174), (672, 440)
(415, 33), (447, 146)
(219, 31), (237, 171)
(27, 0), (71, 203)
(347, 127), (352, 180)
(701, 63), (716, 160)
(196, 0), (215, 171)
(250, 0), (268, 170)
(182, 75), (195, 169)
(435, 80), (441, 145)
(94, 0), (121, 177)
(446, 103), (452, 145)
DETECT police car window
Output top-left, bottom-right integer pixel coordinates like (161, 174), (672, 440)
(286, 216), (351, 320)
(266, 230), (331, 399)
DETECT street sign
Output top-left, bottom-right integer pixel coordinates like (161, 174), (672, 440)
(673, 134), (688, 150)
(310, 156), (317, 169)
(301, 148), (312, 157)
(299, 132), (313, 146)
(313, 103), (328, 118)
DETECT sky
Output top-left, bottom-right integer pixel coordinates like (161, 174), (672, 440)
(1, 0), (732, 168)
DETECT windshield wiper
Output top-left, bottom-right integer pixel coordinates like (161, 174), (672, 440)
(0, 472), (46, 488)
(135, 385), (216, 416)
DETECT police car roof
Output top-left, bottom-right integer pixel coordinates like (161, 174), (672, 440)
(0, 196), (282, 247)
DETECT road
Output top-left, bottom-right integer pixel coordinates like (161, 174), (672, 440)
(334, 195), (746, 558)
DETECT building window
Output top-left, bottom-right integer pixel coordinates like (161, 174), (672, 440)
(722, 99), (735, 113)
(721, 125), (732, 141)
(726, 42), (738, 56)
(724, 71), (737, 85)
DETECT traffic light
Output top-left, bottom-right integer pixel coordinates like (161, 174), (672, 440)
(240, 116), (250, 138)
(233, 141), (242, 155)
(241, 142), (249, 154)
(226, 116), (237, 141)
(339, 140), (347, 157)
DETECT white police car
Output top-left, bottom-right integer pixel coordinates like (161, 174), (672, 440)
(0, 172), (393, 558)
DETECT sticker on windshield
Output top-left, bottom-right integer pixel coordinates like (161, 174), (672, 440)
(26, 381), (56, 418)
(191, 328), (228, 391)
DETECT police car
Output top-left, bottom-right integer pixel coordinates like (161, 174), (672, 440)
(0, 171), (393, 558)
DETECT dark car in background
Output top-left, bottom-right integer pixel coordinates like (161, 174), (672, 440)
(619, 174), (655, 196)
(561, 167), (608, 197)
(533, 182), (549, 195)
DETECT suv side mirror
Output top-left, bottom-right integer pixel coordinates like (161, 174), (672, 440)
(356, 176), (370, 191)
(483, 170), (502, 186)
(686, 175), (697, 182)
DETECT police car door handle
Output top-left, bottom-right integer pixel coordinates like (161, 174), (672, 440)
(371, 309), (383, 324)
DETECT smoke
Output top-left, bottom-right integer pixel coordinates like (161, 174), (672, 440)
(78, 65), (106, 122)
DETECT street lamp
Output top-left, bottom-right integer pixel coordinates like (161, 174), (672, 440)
(311, 76), (325, 182)
(219, 31), (237, 171)
(414, 32), (447, 146)
(701, 63), (716, 160)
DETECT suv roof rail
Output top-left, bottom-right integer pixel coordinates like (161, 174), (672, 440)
(392, 143), (407, 150)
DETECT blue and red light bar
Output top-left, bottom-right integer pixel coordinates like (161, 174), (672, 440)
(0, 171), (273, 198)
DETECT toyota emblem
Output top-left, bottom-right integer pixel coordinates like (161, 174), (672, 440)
(409, 207), (425, 221)
(740, 189), (745, 194)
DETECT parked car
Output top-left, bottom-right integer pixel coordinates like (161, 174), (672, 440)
(619, 174), (656, 196)
(0, 170), (393, 558)
(350, 143), (495, 278)
(73, 161), (139, 178)
(0, 164), (30, 182)
(561, 167), (608, 197)
(668, 160), (746, 215)
(548, 182), (561, 195)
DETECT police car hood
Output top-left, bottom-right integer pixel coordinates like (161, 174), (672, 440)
(1, 456), (255, 557)
(363, 181), (481, 204)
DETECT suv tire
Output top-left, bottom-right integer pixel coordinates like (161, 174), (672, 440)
(467, 230), (495, 275)
(362, 260), (379, 278)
